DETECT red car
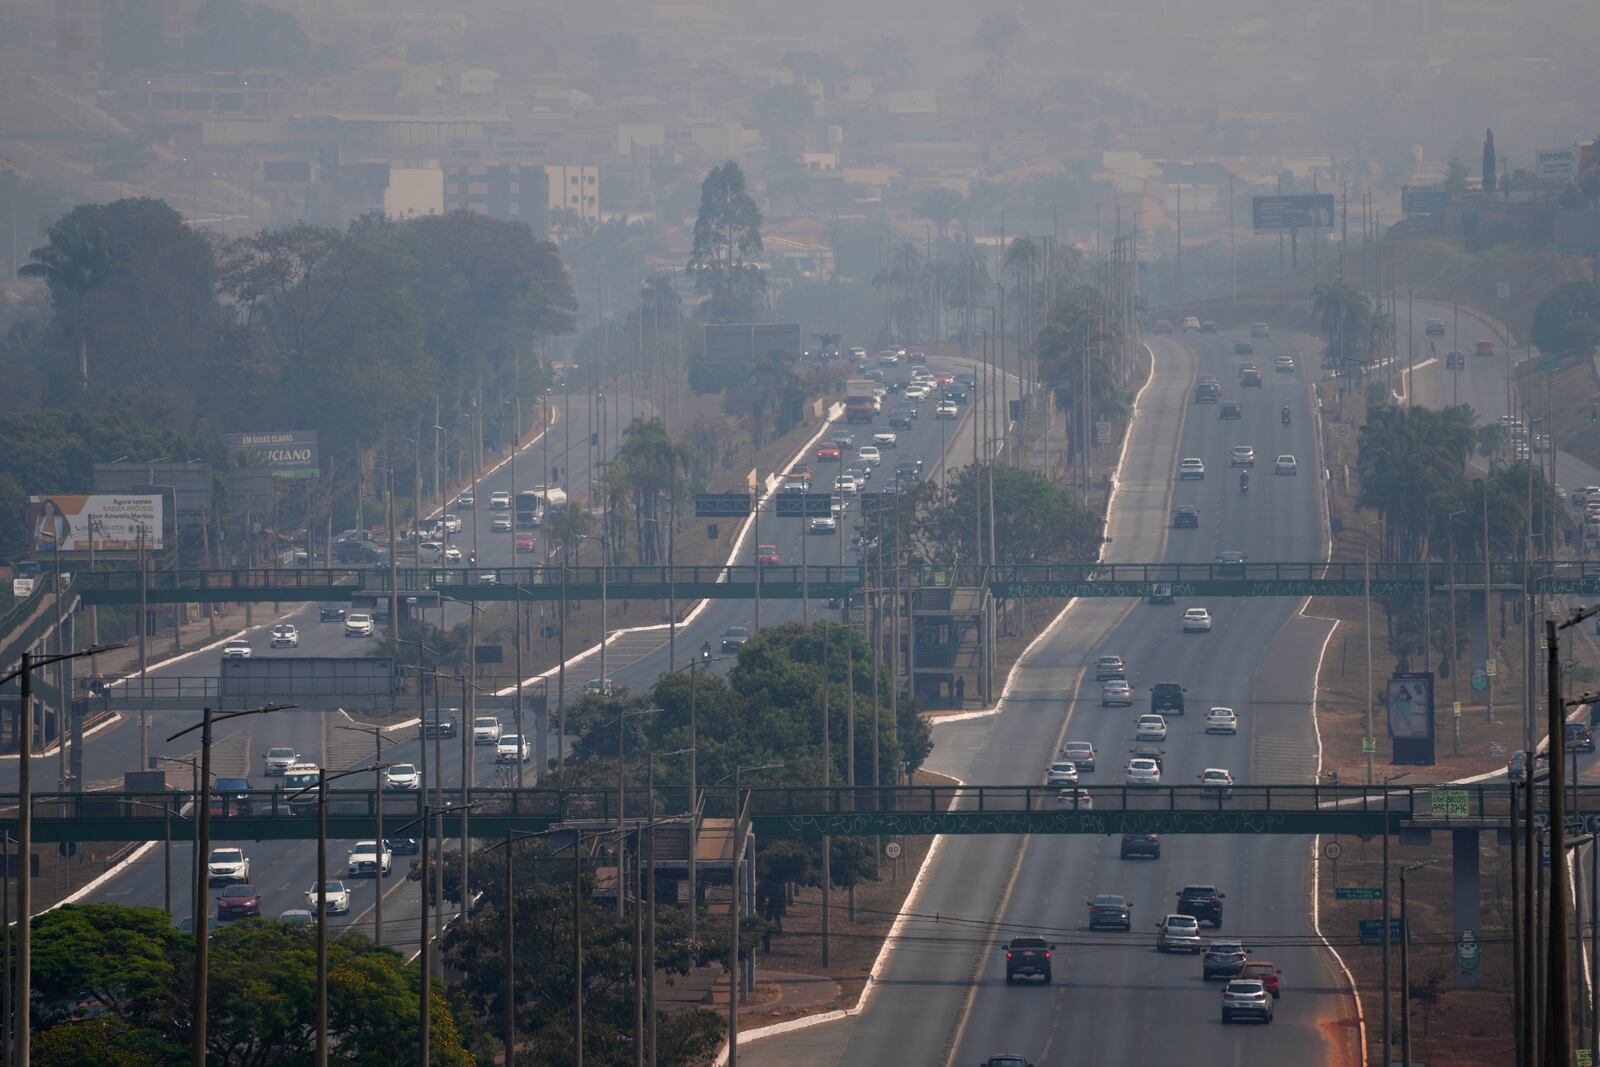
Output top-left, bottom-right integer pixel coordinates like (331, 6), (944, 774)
(816, 444), (841, 461)
(216, 884), (261, 919)
(907, 350), (927, 364)
(1240, 960), (1281, 998)
(756, 544), (781, 566)
(1474, 339), (1496, 357)
(515, 535), (537, 553)
(788, 465), (813, 481)
(1155, 320), (1175, 334)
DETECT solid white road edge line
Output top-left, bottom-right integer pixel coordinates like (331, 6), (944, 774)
(721, 346), (1164, 1059)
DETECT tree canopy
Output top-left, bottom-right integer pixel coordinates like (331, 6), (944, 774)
(688, 162), (766, 322)
(1531, 281), (1600, 359)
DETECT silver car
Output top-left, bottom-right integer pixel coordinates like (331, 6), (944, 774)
(1156, 914), (1204, 953)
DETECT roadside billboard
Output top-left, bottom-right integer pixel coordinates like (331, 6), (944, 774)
(1251, 194), (1336, 232)
(219, 430), (319, 477)
(1537, 147), (1580, 183)
(703, 324), (803, 369)
(1402, 187), (1450, 215)
(27, 494), (164, 553)
(1388, 672), (1437, 766)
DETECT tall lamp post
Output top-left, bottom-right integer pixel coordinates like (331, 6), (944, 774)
(715, 762), (780, 1067)
(2, 642), (122, 1067)
(166, 701), (295, 1067)
(1380, 770), (1409, 1063)
(592, 705), (658, 918)
(288, 764), (393, 1067)
(677, 641), (719, 947)
(336, 720), (399, 944)
(1399, 861), (1435, 1067)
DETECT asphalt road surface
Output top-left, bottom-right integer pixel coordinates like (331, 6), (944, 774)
(747, 327), (1354, 1067)
(47, 356), (1004, 945)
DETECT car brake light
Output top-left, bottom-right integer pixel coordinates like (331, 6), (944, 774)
(1044, 951), (1051, 959)
(1006, 951), (1012, 958)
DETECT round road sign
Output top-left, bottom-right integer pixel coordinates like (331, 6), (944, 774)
(1323, 841), (1343, 861)
(884, 841), (902, 860)
(1565, 659), (1576, 674)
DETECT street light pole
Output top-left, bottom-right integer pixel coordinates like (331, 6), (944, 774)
(165, 701), (291, 1067)
(337, 721), (394, 945)
(1400, 861), (1433, 1067)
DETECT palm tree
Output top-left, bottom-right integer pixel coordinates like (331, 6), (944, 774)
(1311, 279), (1373, 368)
(972, 13), (1021, 88)
(888, 241), (924, 342)
(914, 188), (965, 247)
(612, 416), (693, 563)
(545, 505), (593, 566)
(19, 215), (128, 390)
(1005, 236), (1042, 354)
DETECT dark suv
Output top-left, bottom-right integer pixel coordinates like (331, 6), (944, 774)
(1004, 936), (1054, 983)
(1150, 682), (1186, 716)
(1176, 885), (1226, 928)
(1120, 833), (1160, 859)
(421, 710), (459, 739)
(1172, 505), (1199, 528)
(1566, 722), (1596, 753)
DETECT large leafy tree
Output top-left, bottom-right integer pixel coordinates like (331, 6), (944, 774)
(1034, 282), (1126, 462)
(19, 209), (131, 392)
(1531, 281), (1600, 359)
(687, 162), (766, 322)
(1357, 403), (1477, 560)
(29, 904), (474, 1064)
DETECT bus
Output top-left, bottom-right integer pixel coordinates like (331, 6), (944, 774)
(515, 487), (568, 529)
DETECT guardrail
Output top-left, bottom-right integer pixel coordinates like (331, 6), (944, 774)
(0, 783), (1556, 843)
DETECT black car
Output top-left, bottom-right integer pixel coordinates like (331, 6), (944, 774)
(1446, 351), (1465, 369)
(889, 410), (914, 430)
(1086, 894), (1133, 930)
(1216, 550), (1246, 565)
(210, 777), (253, 816)
(1004, 936), (1054, 983)
(1220, 401), (1243, 419)
(1172, 505), (1199, 528)
(421, 710), (459, 739)
(1150, 682), (1186, 716)
(1130, 744), (1166, 770)
(319, 605), (346, 622)
(1567, 722), (1596, 752)
(1241, 369), (1263, 388)
(954, 372), (978, 391)
(384, 837), (421, 855)
(1193, 384), (1220, 404)
(1233, 340), (1254, 355)
(1200, 321), (1218, 333)
(946, 387), (969, 403)
(1176, 885), (1226, 928)
(1120, 833), (1160, 859)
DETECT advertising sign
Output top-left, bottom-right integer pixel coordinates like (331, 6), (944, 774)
(219, 430), (320, 477)
(27, 495), (164, 553)
(1537, 146), (1580, 182)
(1252, 194), (1336, 231)
(1388, 671), (1436, 765)
(1402, 187), (1450, 215)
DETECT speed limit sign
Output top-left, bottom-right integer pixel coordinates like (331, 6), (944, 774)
(1323, 841), (1343, 861)
(885, 841), (902, 860)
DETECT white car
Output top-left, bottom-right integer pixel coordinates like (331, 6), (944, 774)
(1230, 445), (1255, 467)
(810, 515), (838, 534)
(905, 383), (932, 400)
(1156, 913), (1203, 953)
(207, 847), (250, 885)
(496, 735), (531, 763)
(935, 401), (959, 419)
(1056, 788), (1094, 809)
(1182, 316), (1202, 332)
(473, 716), (504, 744)
(262, 747), (298, 776)
(1046, 761), (1080, 786)
(833, 475), (858, 495)
(455, 492), (474, 507)
(443, 514), (462, 533)
(1182, 608), (1213, 633)
(1061, 741), (1096, 771)
(417, 541), (445, 564)
(1179, 458), (1205, 480)
(1125, 758), (1162, 786)
(1135, 713), (1168, 741)
(873, 431), (897, 448)
(491, 515), (512, 532)
(858, 445), (882, 465)
(1199, 768), (1235, 797)
(1274, 355), (1296, 373)
(489, 491), (511, 509)
(384, 763), (420, 791)
(344, 613), (374, 637)
(221, 639), (252, 659)
(443, 545), (463, 563)
(584, 677), (615, 696)
(1101, 680), (1133, 706)
(1274, 455), (1297, 476)
(306, 880), (351, 914)
(1205, 707), (1239, 734)
(346, 840), (393, 877)
(269, 624), (299, 649)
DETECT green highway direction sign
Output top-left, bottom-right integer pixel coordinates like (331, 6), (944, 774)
(1336, 887), (1384, 901)
(1359, 918), (1405, 944)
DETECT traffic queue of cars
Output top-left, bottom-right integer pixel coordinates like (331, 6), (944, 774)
(1013, 646), (1280, 1018)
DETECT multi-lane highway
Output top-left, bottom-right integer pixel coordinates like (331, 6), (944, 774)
(39, 353), (998, 947)
(747, 325), (1356, 1066)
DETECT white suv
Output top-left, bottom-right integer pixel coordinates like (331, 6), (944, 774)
(344, 613), (374, 637)
(489, 491), (511, 509)
(473, 716), (503, 744)
(207, 847), (251, 885)
(346, 840), (393, 877)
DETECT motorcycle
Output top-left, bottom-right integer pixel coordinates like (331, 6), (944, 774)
(1281, 408), (1292, 427)
(1239, 473), (1250, 494)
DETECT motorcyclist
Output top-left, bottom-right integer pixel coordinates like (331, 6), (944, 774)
(1281, 406), (1291, 427)
(1239, 471), (1250, 493)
